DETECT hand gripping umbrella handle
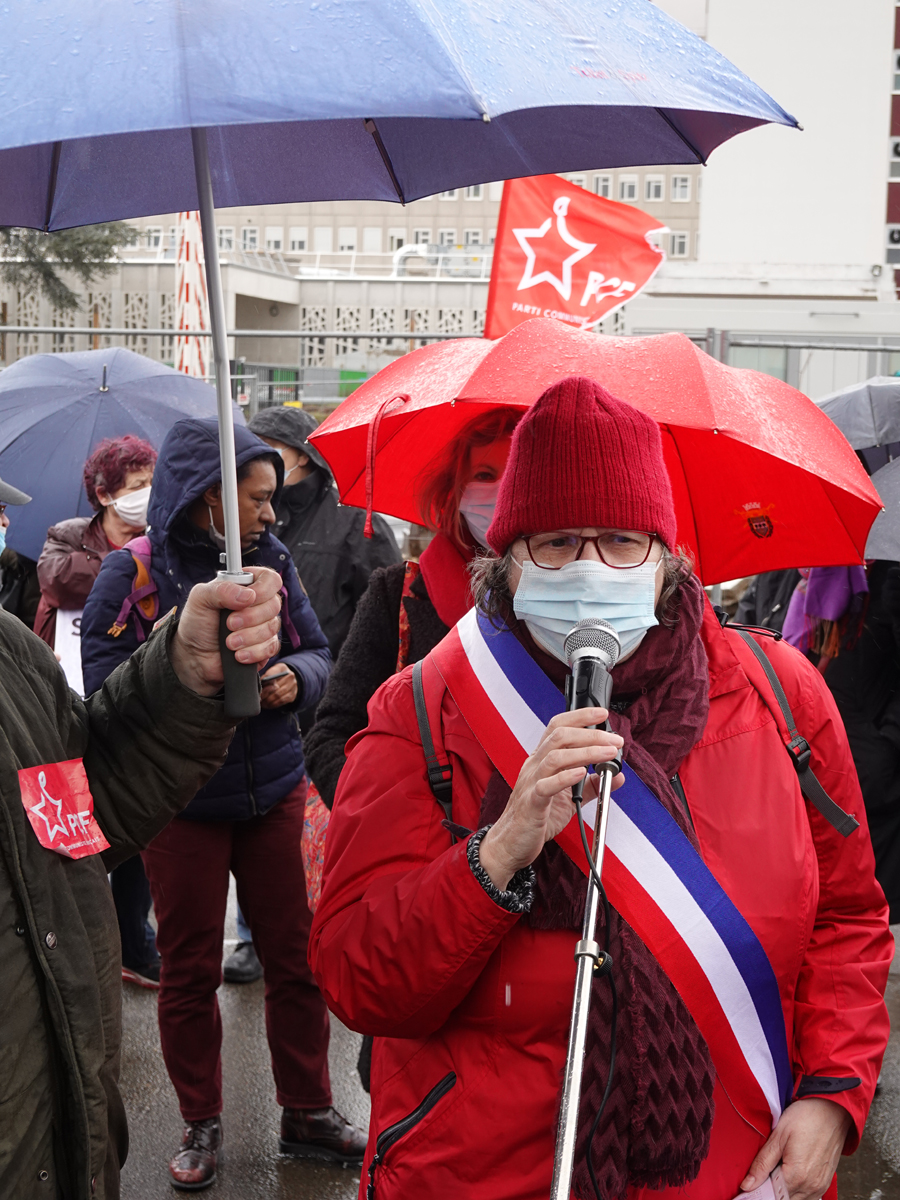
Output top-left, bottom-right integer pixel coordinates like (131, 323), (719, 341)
(218, 608), (262, 719)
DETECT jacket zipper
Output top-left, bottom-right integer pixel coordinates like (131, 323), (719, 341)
(366, 1072), (457, 1198)
(670, 772), (695, 833)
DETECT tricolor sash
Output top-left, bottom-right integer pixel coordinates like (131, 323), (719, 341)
(430, 607), (793, 1134)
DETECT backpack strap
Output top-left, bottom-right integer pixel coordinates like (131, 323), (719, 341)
(107, 536), (160, 643)
(412, 656), (457, 840)
(729, 627), (859, 838)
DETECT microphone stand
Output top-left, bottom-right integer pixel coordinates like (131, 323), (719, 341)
(550, 758), (617, 1200)
(551, 645), (621, 1200)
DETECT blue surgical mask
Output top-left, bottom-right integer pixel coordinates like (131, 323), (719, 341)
(459, 480), (500, 548)
(512, 557), (660, 664)
(0, 525), (6, 556)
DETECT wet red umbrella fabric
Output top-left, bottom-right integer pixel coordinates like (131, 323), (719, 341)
(310, 318), (881, 584)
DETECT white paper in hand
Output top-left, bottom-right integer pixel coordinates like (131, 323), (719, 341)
(732, 1167), (791, 1200)
(55, 608), (84, 697)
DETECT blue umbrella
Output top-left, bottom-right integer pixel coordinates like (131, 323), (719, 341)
(0, 0), (796, 225)
(0, 0), (797, 717)
(0, 347), (233, 560)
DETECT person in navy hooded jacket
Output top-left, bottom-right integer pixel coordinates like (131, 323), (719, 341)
(81, 416), (366, 1190)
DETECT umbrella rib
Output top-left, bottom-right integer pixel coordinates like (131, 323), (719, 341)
(364, 120), (406, 204)
(43, 141), (62, 232)
(652, 109), (706, 165)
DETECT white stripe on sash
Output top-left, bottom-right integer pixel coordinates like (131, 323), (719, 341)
(458, 609), (546, 753)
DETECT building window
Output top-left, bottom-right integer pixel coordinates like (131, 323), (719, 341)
(388, 228), (406, 251)
(569, 174), (586, 189)
(730, 346), (787, 382)
(464, 184), (483, 200)
(413, 228), (432, 244)
(216, 226), (234, 252)
(593, 175), (612, 199)
(145, 226), (163, 250)
(338, 226), (358, 252)
(644, 176), (664, 202)
(289, 226), (308, 252)
(167, 226), (177, 250)
(618, 176), (638, 202)
(313, 226), (333, 253)
(265, 226), (283, 251)
(669, 231), (689, 257)
(438, 228), (457, 246)
(488, 227), (496, 245)
(439, 189), (458, 200)
(464, 229), (482, 246)
(362, 227), (382, 253)
(671, 175), (691, 202)
(241, 226), (259, 251)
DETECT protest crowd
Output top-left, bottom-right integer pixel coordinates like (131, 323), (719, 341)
(0, 5), (898, 1200)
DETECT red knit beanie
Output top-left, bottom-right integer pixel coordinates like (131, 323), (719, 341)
(486, 375), (677, 553)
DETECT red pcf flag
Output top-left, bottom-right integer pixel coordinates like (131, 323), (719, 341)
(19, 758), (110, 860)
(484, 174), (666, 341)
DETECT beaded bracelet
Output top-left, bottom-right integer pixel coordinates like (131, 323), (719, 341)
(466, 826), (536, 915)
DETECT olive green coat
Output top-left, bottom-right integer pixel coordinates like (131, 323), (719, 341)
(0, 610), (235, 1200)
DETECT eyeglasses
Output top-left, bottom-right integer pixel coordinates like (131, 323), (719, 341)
(522, 530), (657, 571)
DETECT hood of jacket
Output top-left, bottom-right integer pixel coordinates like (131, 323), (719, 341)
(147, 415), (284, 540)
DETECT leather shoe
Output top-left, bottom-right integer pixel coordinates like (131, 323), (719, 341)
(222, 941), (263, 984)
(279, 1106), (367, 1166)
(168, 1117), (222, 1191)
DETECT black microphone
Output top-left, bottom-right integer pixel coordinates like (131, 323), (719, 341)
(564, 619), (621, 801)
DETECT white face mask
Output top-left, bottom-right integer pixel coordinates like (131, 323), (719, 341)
(112, 485), (152, 529)
(207, 505), (227, 551)
(459, 480), (500, 548)
(513, 556), (661, 664)
(277, 447), (302, 483)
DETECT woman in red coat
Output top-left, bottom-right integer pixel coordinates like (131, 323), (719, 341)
(310, 377), (892, 1200)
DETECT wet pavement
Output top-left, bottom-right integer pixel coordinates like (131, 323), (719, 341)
(118, 894), (900, 1199)
(119, 881), (368, 1200)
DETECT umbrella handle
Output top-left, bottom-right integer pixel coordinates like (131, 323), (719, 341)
(218, 609), (261, 719)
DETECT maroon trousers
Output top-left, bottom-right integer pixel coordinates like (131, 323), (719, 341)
(142, 781), (331, 1121)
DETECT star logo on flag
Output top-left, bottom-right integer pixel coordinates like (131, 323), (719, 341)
(512, 196), (597, 302)
(29, 771), (68, 843)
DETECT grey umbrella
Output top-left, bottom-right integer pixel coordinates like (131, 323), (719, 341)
(865, 457), (900, 560)
(817, 377), (900, 449)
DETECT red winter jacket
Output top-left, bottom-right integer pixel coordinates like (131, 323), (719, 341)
(310, 604), (892, 1200)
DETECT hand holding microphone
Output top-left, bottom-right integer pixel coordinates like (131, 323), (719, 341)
(478, 619), (625, 892)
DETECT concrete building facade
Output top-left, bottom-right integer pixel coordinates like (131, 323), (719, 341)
(1, 0), (897, 406)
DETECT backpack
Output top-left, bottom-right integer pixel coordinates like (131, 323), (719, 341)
(106, 536), (159, 644)
(105, 534), (302, 650)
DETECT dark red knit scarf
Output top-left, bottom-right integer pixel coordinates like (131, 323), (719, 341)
(480, 576), (715, 1200)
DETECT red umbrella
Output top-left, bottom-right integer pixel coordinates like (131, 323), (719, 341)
(310, 318), (881, 584)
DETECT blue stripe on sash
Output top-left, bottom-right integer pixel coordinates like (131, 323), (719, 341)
(474, 610), (793, 1108)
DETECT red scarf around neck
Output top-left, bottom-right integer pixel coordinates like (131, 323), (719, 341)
(417, 533), (476, 628)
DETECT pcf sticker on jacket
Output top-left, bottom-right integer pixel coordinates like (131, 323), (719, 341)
(18, 759), (110, 859)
